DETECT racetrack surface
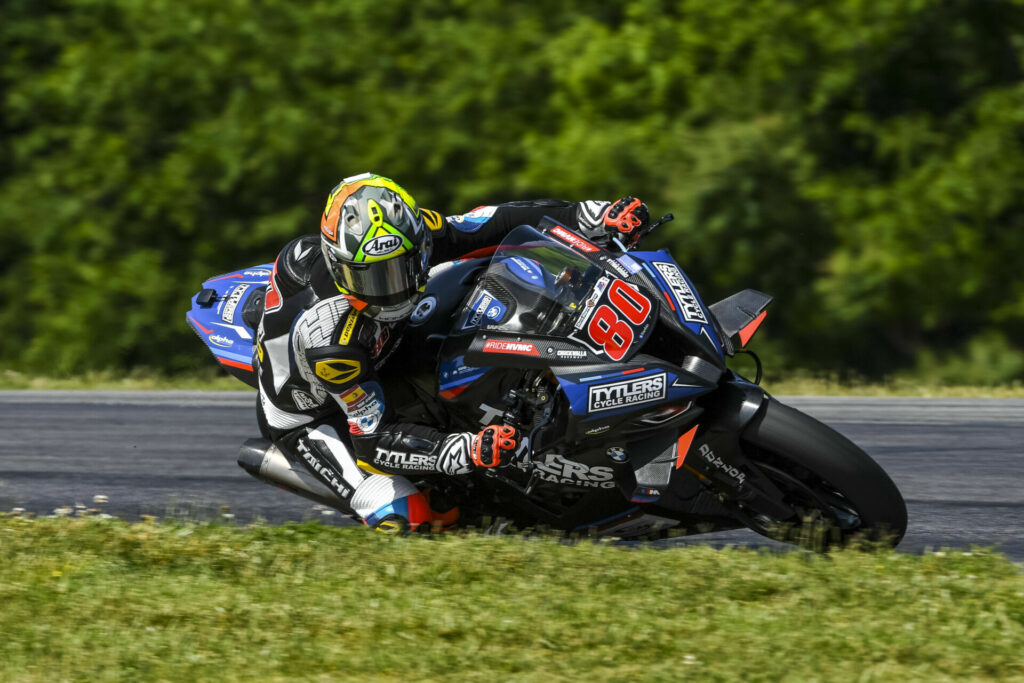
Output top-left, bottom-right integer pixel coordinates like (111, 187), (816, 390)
(1, 391), (1022, 559)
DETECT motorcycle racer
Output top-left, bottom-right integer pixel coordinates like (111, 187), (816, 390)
(255, 172), (649, 533)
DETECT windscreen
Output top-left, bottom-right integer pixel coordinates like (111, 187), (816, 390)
(451, 226), (604, 337)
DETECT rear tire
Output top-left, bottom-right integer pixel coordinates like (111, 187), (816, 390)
(741, 399), (908, 548)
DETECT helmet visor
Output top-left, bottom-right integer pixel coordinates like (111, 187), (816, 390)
(328, 249), (427, 307)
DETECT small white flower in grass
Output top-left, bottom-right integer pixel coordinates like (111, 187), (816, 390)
(53, 506), (72, 517)
(684, 655), (698, 665)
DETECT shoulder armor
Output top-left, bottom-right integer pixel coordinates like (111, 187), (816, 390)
(306, 344), (371, 392)
(275, 235), (321, 298)
(421, 208), (445, 233)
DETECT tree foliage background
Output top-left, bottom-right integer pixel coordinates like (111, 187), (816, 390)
(2, 0), (1024, 382)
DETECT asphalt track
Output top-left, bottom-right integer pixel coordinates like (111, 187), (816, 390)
(1, 391), (1022, 559)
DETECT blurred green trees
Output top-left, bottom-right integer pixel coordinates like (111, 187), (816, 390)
(2, 0), (1023, 381)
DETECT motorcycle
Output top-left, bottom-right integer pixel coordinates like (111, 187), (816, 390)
(187, 215), (907, 548)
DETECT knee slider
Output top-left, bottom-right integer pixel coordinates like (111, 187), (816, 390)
(364, 491), (432, 533)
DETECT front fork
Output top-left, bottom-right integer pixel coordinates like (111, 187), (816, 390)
(682, 377), (795, 521)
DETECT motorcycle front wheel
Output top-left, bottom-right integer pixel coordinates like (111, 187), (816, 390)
(738, 399), (908, 549)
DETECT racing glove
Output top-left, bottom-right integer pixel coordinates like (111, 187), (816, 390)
(353, 424), (522, 477)
(471, 425), (521, 468)
(602, 197), (650, 248)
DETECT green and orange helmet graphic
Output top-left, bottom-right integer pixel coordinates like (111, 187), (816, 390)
(320, 173), (431, 311)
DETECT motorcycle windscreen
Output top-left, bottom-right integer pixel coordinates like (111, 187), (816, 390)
(454, 226), (658, 363)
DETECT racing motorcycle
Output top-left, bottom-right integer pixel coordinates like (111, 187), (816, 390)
(188, 215), (907, 548)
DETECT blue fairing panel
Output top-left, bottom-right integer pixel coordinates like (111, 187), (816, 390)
(438, 354), (491, 399)
(630, 250), (722, 358)
(556, 366), (708, 420)
(186, 264), (272, 376)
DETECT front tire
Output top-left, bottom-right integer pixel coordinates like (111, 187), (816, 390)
(740, 399), (908, 548)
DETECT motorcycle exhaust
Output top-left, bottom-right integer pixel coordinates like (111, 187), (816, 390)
(237, 438), (348, 510)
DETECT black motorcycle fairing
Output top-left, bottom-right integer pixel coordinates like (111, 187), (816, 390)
(375, 229), (793, 530)
(437, 365), (526, 431)
(404, 232), (785, 519)
(407, 257), (492, 338)
(462, 333), (593, 369)
(700, 373), (770, 433)
(534, 216), (726, 369)
(635, 306), (726, 372)
(541, 356), (712, 443)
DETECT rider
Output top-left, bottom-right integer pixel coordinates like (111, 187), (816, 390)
(255, 172), (649, 532)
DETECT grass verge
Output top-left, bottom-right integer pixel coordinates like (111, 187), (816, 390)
(761, 376), (1024, 398)
(1, 518), (1022, 681)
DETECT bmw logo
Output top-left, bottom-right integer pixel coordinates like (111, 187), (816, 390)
(606, 446), (628, 463)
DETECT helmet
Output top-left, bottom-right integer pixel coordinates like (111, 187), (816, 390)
(320, 173), (431, 321)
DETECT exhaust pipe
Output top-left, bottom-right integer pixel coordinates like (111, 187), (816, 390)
(237, 438), (349, 510)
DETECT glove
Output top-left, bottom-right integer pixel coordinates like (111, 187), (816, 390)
(603, 197), (650, 248)
(471, 425), (520, 468)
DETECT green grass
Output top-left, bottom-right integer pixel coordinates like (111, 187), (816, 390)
(1, 518), (1022, 681)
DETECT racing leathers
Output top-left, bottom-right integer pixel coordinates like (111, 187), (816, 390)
(255, 198), (629, 531)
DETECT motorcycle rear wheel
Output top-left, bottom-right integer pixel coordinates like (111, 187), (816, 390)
(739, 399), (908, 549)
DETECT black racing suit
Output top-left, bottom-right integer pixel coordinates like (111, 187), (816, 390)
(255, 198), (616, 530)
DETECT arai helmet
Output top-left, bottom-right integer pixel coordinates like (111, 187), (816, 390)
(320, 173), (431, 321)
